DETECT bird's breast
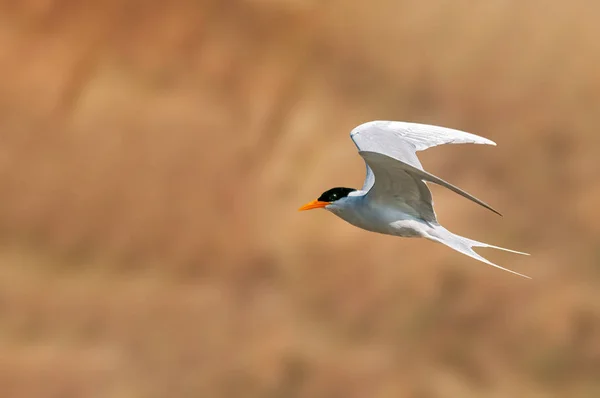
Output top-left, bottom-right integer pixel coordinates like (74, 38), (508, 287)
(330, 198), (422, 237)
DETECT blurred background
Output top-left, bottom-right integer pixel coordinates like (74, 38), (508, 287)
(0, 0), (599, 397)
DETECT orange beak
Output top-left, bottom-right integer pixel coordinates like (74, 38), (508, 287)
(298, 199), (330, 211)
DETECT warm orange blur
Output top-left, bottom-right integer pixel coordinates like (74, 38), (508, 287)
(0, 1), (598, 397)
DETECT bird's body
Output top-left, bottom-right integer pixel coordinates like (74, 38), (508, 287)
(299, 120), (530, 278)
(326, 191), (426, 237)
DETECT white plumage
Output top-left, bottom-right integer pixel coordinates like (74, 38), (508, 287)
(299, 120), (530, 279)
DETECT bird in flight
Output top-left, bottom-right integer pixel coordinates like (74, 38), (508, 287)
(299, 121), (530, 278)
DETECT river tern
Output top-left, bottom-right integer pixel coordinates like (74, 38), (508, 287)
(299, 121), (530, 278)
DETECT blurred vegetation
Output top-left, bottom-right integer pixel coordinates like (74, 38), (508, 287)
(0, 0), (599, 397)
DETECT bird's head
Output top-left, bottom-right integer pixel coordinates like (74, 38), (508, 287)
(298, 187), (357, 212)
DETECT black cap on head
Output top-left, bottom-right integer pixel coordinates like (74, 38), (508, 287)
(318, 187), (356, 203)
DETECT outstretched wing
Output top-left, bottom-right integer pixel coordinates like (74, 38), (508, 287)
(350, 121), (500, 216)
(358, 151), (437, 222)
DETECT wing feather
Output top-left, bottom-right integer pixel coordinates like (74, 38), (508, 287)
(350, 121), (499, 216)
(359, 151), (502, 217)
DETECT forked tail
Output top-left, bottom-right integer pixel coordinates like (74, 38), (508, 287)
(424, 225), (531, 279)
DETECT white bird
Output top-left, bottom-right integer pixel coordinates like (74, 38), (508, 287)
(299, 121), (530, 278)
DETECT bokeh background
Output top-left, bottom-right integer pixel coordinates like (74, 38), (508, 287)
(0, 0), (599, 397)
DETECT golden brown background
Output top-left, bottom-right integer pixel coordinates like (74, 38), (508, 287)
(0, 1), (599, 397)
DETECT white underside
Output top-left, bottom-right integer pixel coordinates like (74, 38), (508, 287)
(326, 193), (531, 279)
(326, 193), (430, 237)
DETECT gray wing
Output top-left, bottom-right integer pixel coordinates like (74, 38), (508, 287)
(351, 121), (500, 216)
(359, 152), (438, 222)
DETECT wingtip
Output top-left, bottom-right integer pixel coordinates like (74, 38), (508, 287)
(487, 206), (503, 217)
(481, 137), (497, 146)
